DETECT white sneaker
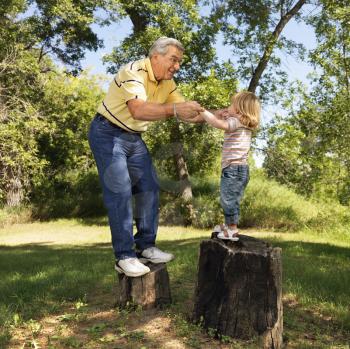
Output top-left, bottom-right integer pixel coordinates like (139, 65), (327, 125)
(139, 247), (174, 264)
(115, 258), (150, 277)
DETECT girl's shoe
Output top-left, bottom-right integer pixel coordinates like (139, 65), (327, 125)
(213, 224), (239, 241)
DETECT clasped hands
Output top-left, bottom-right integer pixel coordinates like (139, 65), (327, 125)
(174, 101), (204, 122)
(174, 102), (239, 123)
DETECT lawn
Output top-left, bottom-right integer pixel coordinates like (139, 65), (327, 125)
(0, 219), (349, 348)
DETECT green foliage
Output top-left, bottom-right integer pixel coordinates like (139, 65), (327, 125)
(0, 59), (103, 207)
(0, 206), (32, 228)
(159, 169), (350, 230)
(220, 0), (306, 98)
(0, 44), (49, 205)
(264, 1), (350, 204)
(103, 0), (220, 81)
(179, 64), (238, 109)
(307, 0), (350, 91)
(241, 170), (348, 230)
(35, 71), (104, 173)
(32, 169), (105, 219)
(20, 0), (105, 70)
(0, 2), (107, 207)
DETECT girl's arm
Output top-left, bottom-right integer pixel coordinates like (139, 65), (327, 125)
(181, 108), (231, 124)
(201, 110), (242, 131)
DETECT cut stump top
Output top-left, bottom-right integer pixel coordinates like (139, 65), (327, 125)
(210, 232), (281, 256)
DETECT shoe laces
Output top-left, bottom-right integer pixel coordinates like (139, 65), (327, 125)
(144, 246), (164, 256)
(123, 257), (138, 265)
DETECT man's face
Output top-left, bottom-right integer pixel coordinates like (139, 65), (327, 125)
(151, 45), (183, 81)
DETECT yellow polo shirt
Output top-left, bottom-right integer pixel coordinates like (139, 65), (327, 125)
(97, 57), (185, 132)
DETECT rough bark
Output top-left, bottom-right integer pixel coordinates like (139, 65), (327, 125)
(118, 263), (172, 309)
(170, 122), (194, 224)
(5, 169), (24, 207)
(124, 8), (150, 34)
(193, 234), (283, 349)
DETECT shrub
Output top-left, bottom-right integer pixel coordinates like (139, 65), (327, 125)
(242, 170), (350, 231)
(3, 169), (349, 234)
(0, 206), (33, 228)
(31, 169), (105, 219)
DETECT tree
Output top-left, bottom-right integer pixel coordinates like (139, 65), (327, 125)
(217, 0), (308, 96)
(264, 0), (350, 204)
(0, 1), (106, 206)
(0, 9), (50, 206)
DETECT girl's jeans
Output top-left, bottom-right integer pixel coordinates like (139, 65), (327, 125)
(88, 114), (159, 260)
(220, 164), (249, 226)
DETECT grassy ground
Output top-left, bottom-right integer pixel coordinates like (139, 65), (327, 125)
(0, 219), (349, 348)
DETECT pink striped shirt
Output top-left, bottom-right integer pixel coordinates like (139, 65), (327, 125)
(221, 117), (252, 169)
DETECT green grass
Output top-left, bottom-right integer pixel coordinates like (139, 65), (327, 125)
(0, 220), (349, 348)
(241, 171), (350, 231)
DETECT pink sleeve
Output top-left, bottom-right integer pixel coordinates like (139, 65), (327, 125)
(227, 117), (241, 131)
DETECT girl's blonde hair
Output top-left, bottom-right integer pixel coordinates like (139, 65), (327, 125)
(231, 91), (261, 129)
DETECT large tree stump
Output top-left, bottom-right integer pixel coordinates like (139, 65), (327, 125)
(118, 263), (171, 309)
(193, 234), (283, 349)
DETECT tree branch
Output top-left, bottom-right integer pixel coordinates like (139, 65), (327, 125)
(248, 0), (307, 93)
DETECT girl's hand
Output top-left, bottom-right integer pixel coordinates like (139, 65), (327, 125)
(215, 109), (230, 119)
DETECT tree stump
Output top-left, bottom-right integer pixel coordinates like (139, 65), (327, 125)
(118, 263), (171, 309)
(193, 234), (283, 349)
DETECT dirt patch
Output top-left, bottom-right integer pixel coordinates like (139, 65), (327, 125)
(7, 291), (350, 349)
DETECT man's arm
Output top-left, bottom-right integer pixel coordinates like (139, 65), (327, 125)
(127, 99), (203, 121)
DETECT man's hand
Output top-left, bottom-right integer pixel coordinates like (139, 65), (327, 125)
(175, 101), (204, 120)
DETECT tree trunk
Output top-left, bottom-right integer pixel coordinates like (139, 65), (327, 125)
(193, 234), (283, 348)
(118, 263), (171, 309)
(5, 169), (24, 207)
(170, 122), (194, 224)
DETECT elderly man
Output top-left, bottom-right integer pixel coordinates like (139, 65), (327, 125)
(88, 37), (203, 277)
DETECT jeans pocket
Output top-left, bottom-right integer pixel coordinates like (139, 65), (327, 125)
(222, 166), (238, 179)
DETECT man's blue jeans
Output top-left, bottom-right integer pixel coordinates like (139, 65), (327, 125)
(88, 114), (159, 260)
(220, 164), (249, 225)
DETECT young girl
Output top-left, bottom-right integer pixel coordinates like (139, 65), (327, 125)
(201, 91), (261, 241)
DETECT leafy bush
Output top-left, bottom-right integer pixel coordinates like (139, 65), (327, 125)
(241, 170), (350, 231)
(160, 169), (350, 230)
(0, 206), (32, 228)
(31, 169), (105, 219)
(2, 169), (350, 234)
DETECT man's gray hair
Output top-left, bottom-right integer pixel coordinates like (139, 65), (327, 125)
(148, 37), (184, 57)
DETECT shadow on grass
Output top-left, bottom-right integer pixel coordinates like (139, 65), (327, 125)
(1, 236), (349, 347)
(75, 216), (109, 226)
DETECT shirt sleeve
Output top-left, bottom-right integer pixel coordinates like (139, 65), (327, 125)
(227, 117), (243, 131)
(117, 68), (147, 102)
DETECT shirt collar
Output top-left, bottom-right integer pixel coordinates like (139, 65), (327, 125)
(144, 57), (157, 83)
